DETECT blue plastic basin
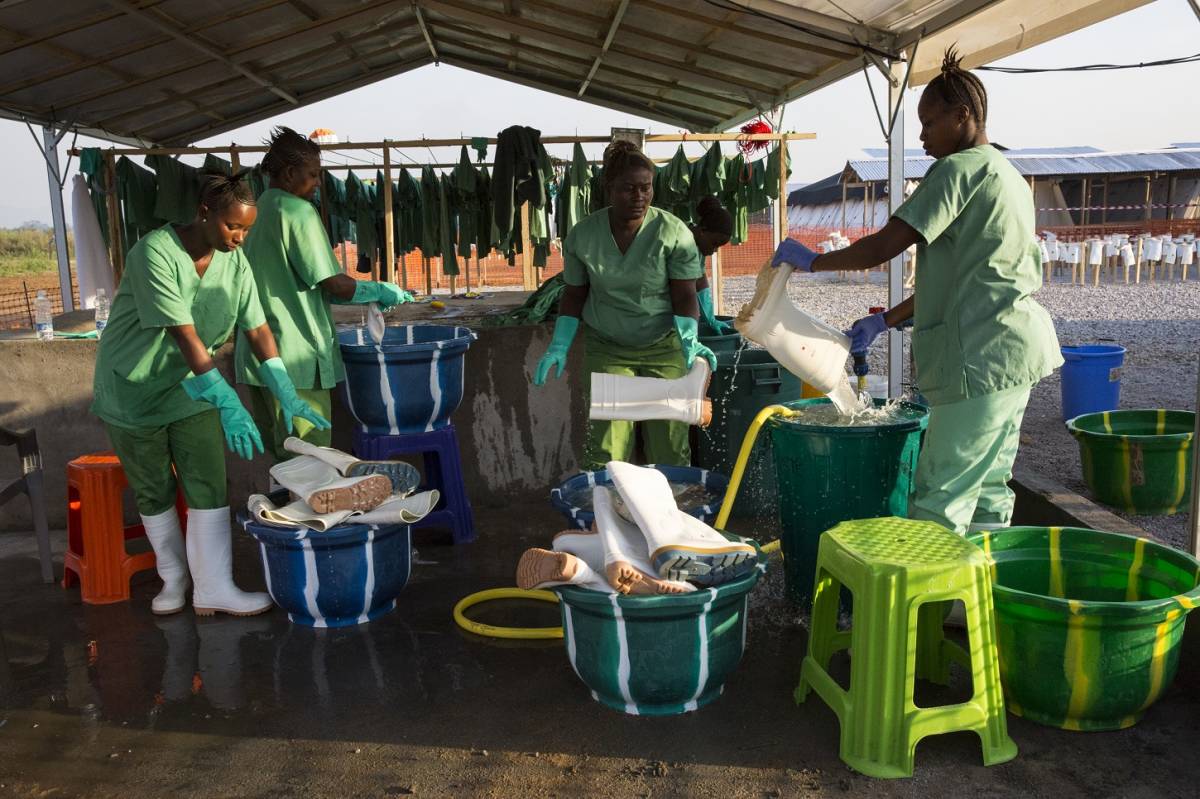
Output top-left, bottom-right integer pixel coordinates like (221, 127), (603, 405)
(339, 325), (476, 435)
(239, 511), (412, 628)
(550, 465), (729, 530)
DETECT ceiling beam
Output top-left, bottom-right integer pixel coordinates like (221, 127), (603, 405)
(284, 0), (372, 77)
(55, 0), (410, 113)
(519, 0), (813, 80)
(892, 0), (1006, 50)
(431, 20), (740, 116)
(157, 54), (431, 146)
(420, 0), (776, 101)
(413, 2), (440, 63)
(105, 0), (298, 103)
(577, 0), (629, 98)
(0, 0), (169, 58)
(734, 0), (892, 52)
(441, 53), (712, 131)
(0, 0), (291, 94)
(104, 35), (428, 135)
(635, 0), (855, 60)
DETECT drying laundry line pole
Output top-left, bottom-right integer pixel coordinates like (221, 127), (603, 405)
(1190, 354), (1200, 559)
(519, 202), (535, 291)
(103, 150), (124, 284)
(382, 143), (395, 284)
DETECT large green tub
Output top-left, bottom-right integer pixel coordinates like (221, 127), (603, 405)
(970, 526), (1200, 731)
(1067, 409), (1195, 515)
(555, 541), (763, 716)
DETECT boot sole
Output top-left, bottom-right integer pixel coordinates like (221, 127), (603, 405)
(193, 604), (273, 617)
(346, 461), (420, 495)
(152, 605), (187, 616)
(654, 549), (757, 585)
(516, 549), (574, 590)
(307, 474), (393, 514)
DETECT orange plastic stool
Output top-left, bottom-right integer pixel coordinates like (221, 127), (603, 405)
(63, 452), (188, 605)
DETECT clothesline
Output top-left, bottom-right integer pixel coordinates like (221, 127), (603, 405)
(72, 128), (813, 303)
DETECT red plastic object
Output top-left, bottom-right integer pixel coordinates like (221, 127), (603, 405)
(63, 452), (187, 605)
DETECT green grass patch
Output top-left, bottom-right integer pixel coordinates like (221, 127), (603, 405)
(0, 255), (57, 278)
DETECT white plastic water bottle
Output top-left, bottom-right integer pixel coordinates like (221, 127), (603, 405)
(34, 290), (54, 341)
(94, 288), (110, 338)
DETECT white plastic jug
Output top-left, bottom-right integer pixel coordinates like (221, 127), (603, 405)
(735, 261), (858, 413)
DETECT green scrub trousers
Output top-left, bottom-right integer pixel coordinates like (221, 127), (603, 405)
(249, 385), (334, 462)
(583, 329), (690, 470)
(910, 382), (1033, 535)
(104, 411), (228, 516)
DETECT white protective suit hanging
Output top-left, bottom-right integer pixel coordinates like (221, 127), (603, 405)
(70, 174), (115, 309)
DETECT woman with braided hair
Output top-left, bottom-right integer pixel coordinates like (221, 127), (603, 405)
(533, 139), (716, 469)
(92, 171), (326, 616)
(235, 126), (414, 461)
(771, 48), (1061, 535)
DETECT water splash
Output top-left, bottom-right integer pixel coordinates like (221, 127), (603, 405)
(780, 394), (919, 428)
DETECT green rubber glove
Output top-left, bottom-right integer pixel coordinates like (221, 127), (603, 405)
(258, 357), (332, 435)
(181, 369), (264, 461)
(673, 315), (717, 372)
(534, 315), (579, 386)
(697, 287), (731, 335)
(332, 281), (415, 311)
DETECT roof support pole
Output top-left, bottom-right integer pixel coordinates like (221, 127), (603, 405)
(413, 2), (440, 63)
(578, 0), (629, 97)
(1188, 0), (1200, 25)
(885, 59), (905, 398)
(42, 126), (74, 313)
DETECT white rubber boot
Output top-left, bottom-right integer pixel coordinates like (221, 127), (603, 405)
(269, 455), (392, 514)
(589, 360), (713, 427)
(734, 259), (858, 413)
(283, 437), (419, 495)
(141, 508), (190, 615)
(186, 507), (273, 617)
(607, 461), (756, 585)
(593, 487), (694, 594)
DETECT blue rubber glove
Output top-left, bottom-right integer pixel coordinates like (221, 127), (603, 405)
(771, 238), (819, 272)
(181, 369), (264, 461)
(673, 316), (717, 372)
(846, 312), (888, 355)
(534, 315), (579, 386)
(697, 287), (732, 335)
(333, 281), (415, 311)
(258, 357), (332, 435)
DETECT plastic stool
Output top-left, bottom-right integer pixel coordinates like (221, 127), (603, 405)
(795, 516), (1016, 779)
(353, 424), (475, 544)
(63, 452), (188, 604)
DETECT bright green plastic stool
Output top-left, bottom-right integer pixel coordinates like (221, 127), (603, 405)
(795, 517), (1018, 778)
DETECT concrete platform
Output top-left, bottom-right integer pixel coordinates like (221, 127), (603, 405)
(3, 504), (1199, 798)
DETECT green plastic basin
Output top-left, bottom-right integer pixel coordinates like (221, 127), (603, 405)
(1067, 409), (1195, 515)
(555, 539), (763, 716)
(970, 525), (1200, 731)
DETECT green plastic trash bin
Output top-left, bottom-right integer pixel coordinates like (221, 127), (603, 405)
(769, 398), (929, 605)
(696, 348), (804, 518)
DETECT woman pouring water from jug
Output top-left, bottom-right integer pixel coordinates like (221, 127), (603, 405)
(771, 49), (1061, 536)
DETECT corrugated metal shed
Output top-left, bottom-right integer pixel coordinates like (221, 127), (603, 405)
(845, 146), (1200, 183)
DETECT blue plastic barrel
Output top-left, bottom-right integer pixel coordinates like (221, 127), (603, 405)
(1060, 344), (1126, 421)
(338, 325), (476, 435)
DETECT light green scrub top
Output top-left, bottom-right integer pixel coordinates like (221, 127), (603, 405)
(91, 225), (266, 429)
(235, 188), (344, 390)
(562, 206), (703, 348)
(894, 145), (1062, 406)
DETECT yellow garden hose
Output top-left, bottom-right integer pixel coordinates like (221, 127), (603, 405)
(452, 587), (563, 639)
(714, 404), (800, 531)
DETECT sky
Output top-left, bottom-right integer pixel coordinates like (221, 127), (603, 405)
(1, 0), (1199, 228)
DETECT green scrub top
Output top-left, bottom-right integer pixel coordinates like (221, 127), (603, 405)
(562, 206), (703, 347)
(235, 188), (344, 390)
(91, 225), (266, 429)
(894, 144), (1062, 405)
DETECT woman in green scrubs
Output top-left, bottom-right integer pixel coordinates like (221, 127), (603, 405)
(534, 140), (716, 470)
(235, 127), (414, 461)
(772, 50), (1062, 535)
(92, 173), (327, 617)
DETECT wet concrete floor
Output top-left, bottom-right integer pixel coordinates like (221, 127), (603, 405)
(2, 501), (1199, 798)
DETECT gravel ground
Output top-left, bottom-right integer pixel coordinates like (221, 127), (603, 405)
(720, 270), (1200, 548)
